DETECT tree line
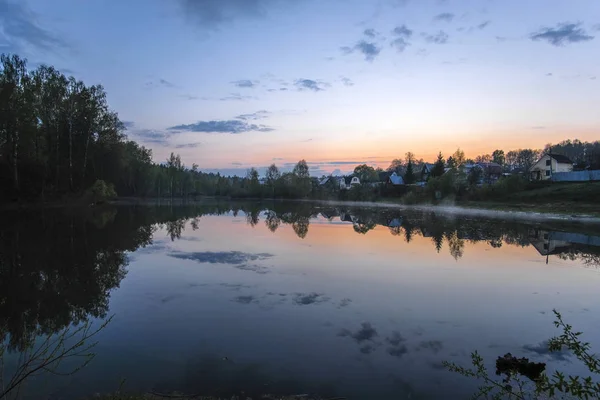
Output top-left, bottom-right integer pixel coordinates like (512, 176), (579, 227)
(3, 53), (598, 203)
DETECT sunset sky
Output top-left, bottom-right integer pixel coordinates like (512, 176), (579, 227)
(3, 0), (599, 176)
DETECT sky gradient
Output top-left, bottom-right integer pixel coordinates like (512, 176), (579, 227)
(1, 0), (599, 176)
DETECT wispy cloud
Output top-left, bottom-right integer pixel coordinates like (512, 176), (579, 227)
(434, 12), (454, 22)
(168, 119), (273, 134)
(423, 31), (449, 44)
(145, 78), (177, 90)
(530, 22), (594, 46)
(122, 121), (135, 129)
(236, 110), (270, 121)
(390, 25), (413, 52)
(0, 0), (69, 54)
(175, 0), (284, 30)
(340, 76), (354, 86)
(294, 79), (330, 92)
(341, 38), (382, 62)
(477, 20), (491, 30)
(219, 93), (257, 101)
(179, 94), (199, 100)
(363, 28), (379, 38)
(129, 129), (171, 146)
(231, 79), (258, 88)
(174, 142), (202, 149)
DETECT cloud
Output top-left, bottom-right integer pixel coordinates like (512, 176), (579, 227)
(340, 77), (354, 86)
(341, 40), (382, 61)
(0, 0), (69, 54)
(175, 0), (275, 30)
(232, 79), (258, 88)
(593, 24), (600, 32)
(477, 20), (491, 30)
(168, 119), (273, 134)
(145, 78), (177, 90)
(174, 142), (201, 149)
(294, 79), (329, 92)
(363, 28), (379, 38)
(129, 129), (171, 146)
(530, 22), (594, 46)
(416, 340), (444, 354)
(531, 126), (546, 130)
(434, 12), (454, 22)
(122, 121), (135, 129)
(231, 162), (243, 166)
(179, 94), (200, 100)
(391, 25), (413, 52)
(236, 110), (270, 120)
(423, 31), (449, 44)
(219, 93), (257, 101)
(386, 331), (406, 346)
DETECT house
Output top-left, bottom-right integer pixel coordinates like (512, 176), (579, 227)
(340, 176), (360, 190)
(477, 162), (503, 183)
(387, 172), (404, 186)
(530, 154), (573, 181)
(416, 163), (435, 182)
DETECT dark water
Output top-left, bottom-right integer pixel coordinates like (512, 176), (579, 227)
(1, 202), (599, 399)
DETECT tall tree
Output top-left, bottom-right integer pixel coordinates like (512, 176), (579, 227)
(404, 160), (415, 184)
(431, 152), (445, 178)
(353, 164), (378, 182)
(492, 149), (505, 166)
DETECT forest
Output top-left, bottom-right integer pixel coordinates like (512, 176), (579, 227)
(2, 53), (599, 203)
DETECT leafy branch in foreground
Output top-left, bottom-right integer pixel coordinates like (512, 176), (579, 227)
(0, 316), (113, 399)
(443, 310), (600, 399)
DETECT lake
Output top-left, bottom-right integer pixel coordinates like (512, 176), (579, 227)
(1, 202), (599, 399)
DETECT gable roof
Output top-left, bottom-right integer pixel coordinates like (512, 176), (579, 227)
(388, 172), (404, 185)
(548, 154), (573, 164)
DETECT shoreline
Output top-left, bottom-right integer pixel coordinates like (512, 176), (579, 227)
(2, 196), (600, 225)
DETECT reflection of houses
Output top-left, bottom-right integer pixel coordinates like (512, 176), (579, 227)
(530, 154), (573, 181)
(388, 218), (402, 228)
(528, 229), (600, 256)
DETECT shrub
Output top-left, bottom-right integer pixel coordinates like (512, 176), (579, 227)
(86, 180), (117, 204)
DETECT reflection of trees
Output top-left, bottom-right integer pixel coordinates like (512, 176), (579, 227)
(353, 221), (376, 235)
(245, 209), (260, 227)
(292, 217), (310, 239)
(265, 211), (281, 233)
(0, 208), (154, 352)
(166, 218), (186, 241)
(446, 231), (465, 260)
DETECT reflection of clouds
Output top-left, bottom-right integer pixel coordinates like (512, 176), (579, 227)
(338, 298), (352, 308)
(523, 340), (571, 361)
(387, 345), (408, 358)
(234, 295), (256, 305)
(169, 251), (273, 264)
(169, 251), (273, 274)
(338, 322), (378, 343)
(386, 331), (406, 346)
(136, 242), (169, 254)
(360, 344), (376, 354)
(293, 292), (330, 305)
(416, 340), (444, 354)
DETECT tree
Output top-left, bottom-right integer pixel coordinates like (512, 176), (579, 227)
(292, 159), (311, 198)
(452, 148), (466, 169)
(446, 156), (456, 170)
(265, 164), (280, 185)
(353, 164), (378, 182)
(467, 166), (482, 187)
(404, 160), (415, 184)
(475, 154), (492, 163)
(405, 152), (415, 165)
(431, 152), (445, 178)
(387, 158), (404, 173)
(492, 149), (505, 166)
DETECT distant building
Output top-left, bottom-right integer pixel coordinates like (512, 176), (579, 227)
(530, 154), (573, 181)
(387, 172), (404, 186)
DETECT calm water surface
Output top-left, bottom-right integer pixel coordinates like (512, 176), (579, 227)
(1, 202), (599, 399)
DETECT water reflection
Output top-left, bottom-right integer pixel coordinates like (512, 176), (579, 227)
(1, 201), (599, 399)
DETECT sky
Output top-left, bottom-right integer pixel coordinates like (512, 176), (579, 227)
(1, 0), (599, 176)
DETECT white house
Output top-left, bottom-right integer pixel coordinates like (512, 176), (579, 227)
(529, 154), (573, 181)
(340, 176), (360, 190)
(387, 172), (404, 186)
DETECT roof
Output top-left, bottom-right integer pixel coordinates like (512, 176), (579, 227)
(548, 154), (573, 164)
(388, 172), (404, 185)
(476, 162), (503, 174)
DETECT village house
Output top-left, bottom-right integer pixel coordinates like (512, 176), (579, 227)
(387, 172), (404, 186)
(529, 154), (573, 181)
(319, 175), (360, 190)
